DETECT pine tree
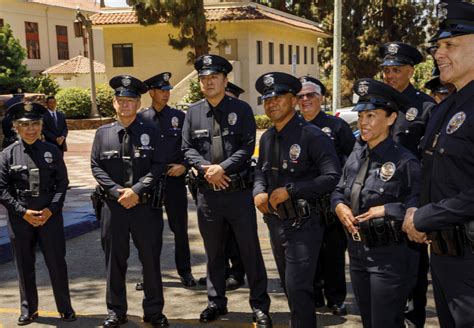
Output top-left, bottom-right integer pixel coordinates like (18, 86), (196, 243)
(0, 24), (30, 93)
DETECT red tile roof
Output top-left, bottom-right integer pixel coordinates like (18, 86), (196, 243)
(42, 55), (106, 75)
(91, 4), (329, 36)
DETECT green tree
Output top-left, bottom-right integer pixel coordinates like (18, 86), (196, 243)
(182, 78), (204, 105)
(0, 24), (30, 93)
(22, 75), (60, 96)
(128, 0), (217, 63)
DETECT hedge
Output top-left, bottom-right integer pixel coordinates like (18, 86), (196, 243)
(255, 115), (272, 129)
(56, 87), (91, 119)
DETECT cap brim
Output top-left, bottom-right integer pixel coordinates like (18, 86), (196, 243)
(262, 90), (291, 100)
(14, 116), (42, 122)
(429, 30), (470, 42)
(352, 103), (396, 112)
(160, 85), (173, 91)
(115, 91), (141, 98)
(380, 59), (410, 67)
(198, 69), (223, 77)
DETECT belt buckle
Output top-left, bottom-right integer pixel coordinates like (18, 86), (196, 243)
(212, 184), (222, 192)
(352, 231), (362, 242)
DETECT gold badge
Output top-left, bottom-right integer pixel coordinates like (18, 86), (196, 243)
(380, 162), (396, 182)
(446, 111), (466, 135)
(405, 107), (418, 122)
(289, 144), (301, 161)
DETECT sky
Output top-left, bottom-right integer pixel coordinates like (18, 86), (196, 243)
(105, 0), (129, 7)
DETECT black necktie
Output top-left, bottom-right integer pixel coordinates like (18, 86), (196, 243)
(350, 152), (370, 216)
(269, 133), (280, 193)
(211, 111), (225, 164)
(122, 128), (133, 187)
(52, 112), (58, 128)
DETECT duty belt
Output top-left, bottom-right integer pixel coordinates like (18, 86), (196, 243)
(15, 187), (56, 198)
(350, 217), (404, 248)
(429, 222), (474, 256)
(198, 174), (250, 193)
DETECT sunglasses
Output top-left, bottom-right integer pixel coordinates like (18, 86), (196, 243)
(297, 92), (320, 100)
(17, 121), (41, 128)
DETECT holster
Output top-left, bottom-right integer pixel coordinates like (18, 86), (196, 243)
(355, 217), (403, 248)
(270, 198), (315, 220)
(185, 169), (198, 201)
(151, 177), (166, 209)
(317, 194), (337, 226)
(428, 223), (474, 256)
(90, 185), (105, 221)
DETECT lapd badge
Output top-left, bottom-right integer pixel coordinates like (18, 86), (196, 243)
(228, 112), (238, 126)
(380, 162), (396, 182)
(163, 73), (170, 81)
(437, 2), (448, 21)
(282, 160), (288, 169)
(263, 74), (274, 87)
(171, 116), (179, 129)
(387, 43), (400, 55)
(121, 76), (131, 87)
(289, 144), (301, 161)
(405, 107), (418, 122)
(203, 55), (212, 66)
(322, 127), (332, 137)
(24, 103), (33, 112)
(357, 81), (369, 96)
(44, 151), (53, 164)
(140, 133), (150, 146)
(446, 112), (466, 135)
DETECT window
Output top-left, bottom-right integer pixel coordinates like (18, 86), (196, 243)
(288, 45), (293, 65)
(279, 43), (284, 64)
(311, 47), (315, 65)
(56, 25), (69, 60)
(256, 40), (263, 65)
(304, 46), (307, 65)
(112, 44), (133, 67)
(268, 42), (274, 65)
(296, 46), (300, 64)
(0, 19), (4, 28)
(25, 22), (40, 59)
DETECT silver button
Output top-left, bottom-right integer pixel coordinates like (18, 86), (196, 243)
(405, 130), (409, 134)
(379, 188), (384, 193)
(290, 168), (294, 172)
(440, 148), (444, 154)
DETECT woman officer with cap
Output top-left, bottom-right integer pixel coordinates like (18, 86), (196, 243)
(331, 79), (421, 328)
(0, 102), (75, 325)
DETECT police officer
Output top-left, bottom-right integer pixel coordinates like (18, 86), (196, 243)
(403, 2), (474, 327)
(182, 54), (271, 326)
(331, 79), (421, 328)
(297, 76), (355, 315)
(424, 66), (455, 104)
(138, 72), (196, 288)
(2, 92), (25, 149)
(379, 41), (435, 327)
(0, 102), (76, 325)
(254, 72), (341, 327)
(91, 75), (168, 327)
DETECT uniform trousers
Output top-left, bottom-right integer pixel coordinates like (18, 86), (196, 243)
(405, 243), (429, 327)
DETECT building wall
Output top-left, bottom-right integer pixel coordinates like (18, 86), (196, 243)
(50, 73), (108, 89)
(0, 0), (104, 74)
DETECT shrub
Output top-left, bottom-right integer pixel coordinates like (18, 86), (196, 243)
(22, 74), (60, 96)
(255, 115), (272, 129)
(182, 78), (204, 106)
(56, 87), (91, 118)
(94, 84), (115, 117)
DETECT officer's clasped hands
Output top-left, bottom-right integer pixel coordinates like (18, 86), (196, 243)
(355, 205), (384, 222)
(268, 187), (289, 210)
(334, 203), (358, 234)
(402, 207), (428, 244)
(117, 188), (139, 209)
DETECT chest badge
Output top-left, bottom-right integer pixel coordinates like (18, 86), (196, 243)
(171, 116), (179, 129)
(380, 162), (396, 182)
(405, 107), (418, 122)
(44, 151), (53, 163)
(140, 133), (150, 146)
(446, 111), (466, 135)
(289, 144), (301, 161)
(228, 112), (238, 126)
(322, 126), (332, 137)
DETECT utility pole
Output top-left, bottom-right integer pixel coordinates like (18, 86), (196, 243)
(332, 0), (342, 112)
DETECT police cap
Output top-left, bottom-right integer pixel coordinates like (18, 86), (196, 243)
(379, 42), (423, 67)
(144, 72), (173, 90)
(352, 79), (410, 113)
(424, 66), (450, 94)
(7, 102), (47, 121)
(194, 54), (233, 77)
(299, 76), (327, 96)
(255, 72), (302, 100)
(226, 82), (245, 98)
(430, 1), (474, 42)
(109, 75), (148, 98)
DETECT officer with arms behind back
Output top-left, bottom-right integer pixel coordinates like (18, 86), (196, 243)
(138, 72), (196, 289)
(182, 54), (271, 327)
(403, 1), (474, 327)
(254, 72), (341, 328)
(297, 76), (355, 315)
(0, 102), (76, 325)
(331, 79), (421, 328)
(91, 75), (169, 328)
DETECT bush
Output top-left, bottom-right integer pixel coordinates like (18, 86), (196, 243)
(255, 115), (272, 129)
(22, 74), (60, 96)
(182, 78), (204, 105)
(94, 84), (115, 117)
(56, 87), (91, 118)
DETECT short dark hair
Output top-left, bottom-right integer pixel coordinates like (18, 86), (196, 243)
(46, 96), (55, 101)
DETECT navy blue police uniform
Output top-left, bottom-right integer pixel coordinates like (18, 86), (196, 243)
(182, 55), (271, 326)
(139, 72), (195, 287)
(254, 72), (341, 328)
(412, 3), (474, 327)
(299, 76), (355, 313)
(0, 102), (75, 325)
(331, 79), (421, 328)
(91, 75), (169, 327)
(380, 42), (436, 327)
(2, 93), (25, 148)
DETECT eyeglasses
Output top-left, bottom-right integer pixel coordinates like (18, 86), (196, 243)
(17, 121), (41, 128)
(297, 92), (320, 100)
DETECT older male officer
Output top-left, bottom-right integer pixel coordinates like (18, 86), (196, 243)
(297, 76), (354, 315)
(254, 72), (341, 327)
(91, 75), (168, 328)
(182, 54), (271, 327)
(403, 1), (474, 327)
(138, 72), (196, 288)
(379, 41), (436, 327)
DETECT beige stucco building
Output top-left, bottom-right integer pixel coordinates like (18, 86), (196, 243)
(0, 0), (105, 74)
(91, 0), (329, 114)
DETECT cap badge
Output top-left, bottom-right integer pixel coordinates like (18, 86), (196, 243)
(357, 81), (369, 96)
(446, 111), (466, 135)
(380, 162), (396, 182)
(387, 43), (400, 55)
(163, 73), (170, 82)
(263, 74), (274, 87)
(140, 133), (150, 146)
(121, 76), (131, 87)
(437, 2), (448, 22)
(44, 151), (53, 164)
(289, 144), (301, 161)
(24, 103), (33, 112)
(228, 112), (238, 126)
(405, 107), (418, 122)
(203, 55), (212, 66)
(171, 116), (179, 129)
